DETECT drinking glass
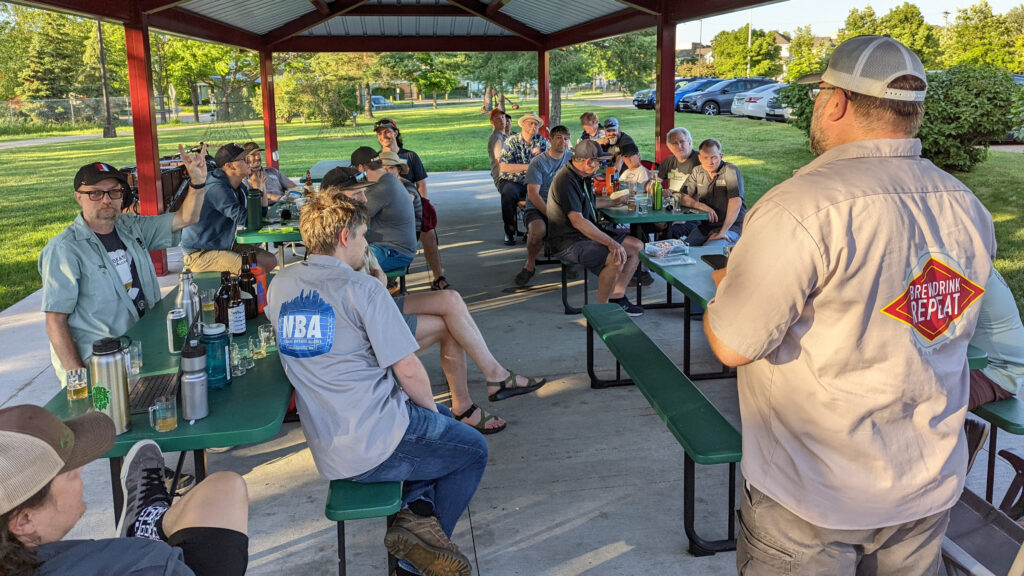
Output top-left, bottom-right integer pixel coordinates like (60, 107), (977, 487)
(66, 368), (89, 402)
(236, 340), (255, 370)
(148, 396), (177, 432)
(128, 340), (143, 375)
(250, 335), (267, 359)
(230, 342), (247, 377)
(636, 194), (650, 215)
(200, 289), (217, 326)
(259, 324), (276, 350)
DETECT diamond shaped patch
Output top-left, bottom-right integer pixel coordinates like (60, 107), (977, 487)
(881, 258), (984, 342)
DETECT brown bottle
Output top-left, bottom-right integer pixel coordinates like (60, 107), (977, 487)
(228, 277), (246, 337)
(214, 271), (231, 325)
(238, 253), (258, 320)
(304, 170), (313, 196)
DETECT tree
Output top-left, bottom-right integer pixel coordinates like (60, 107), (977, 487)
(943, 1), (1017, 70)
(784, 26), (828, 81)
(204, 47), (259, 122)
(0, 4), (35, 101)
(548, 46), (593, 126)
(878, 3), (941, 68)
(411, 53), (463, 109)
(709, 26), (782, 78)
(586, 30), (657, 92)
(82, 22), (127, 97)
(462, 52), (531, 110)
(836, 6), (879, 42)
(676, 61), (717, 78)
(17, 10), (89, 101)
(166, 38), (220, 122)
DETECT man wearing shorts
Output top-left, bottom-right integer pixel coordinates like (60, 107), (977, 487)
(514, 124), (572, 286)
(547, 140), (644, 316)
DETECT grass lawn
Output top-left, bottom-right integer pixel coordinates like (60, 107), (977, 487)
(1, 101), (1022, 312)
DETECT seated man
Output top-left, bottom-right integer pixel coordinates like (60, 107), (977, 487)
(514, 124), (572, 287)
(616, 142), (652, 190)
(577, 111), (605, 144)
(547, 140), (644, 316)
(658, 127), (700, 194)
(498, 112), (549, 246)
(338, 149), (417, 272)
(181, 142), (277, 274)
(324, 168), (547, 434)
(39, 149), (208, 385)
(265, 193), (487, 576)
(596, 117), (635, 175)
(0, 406), (249, 576)
(669, 138), (747, 247)
(242, 142), (296, 204)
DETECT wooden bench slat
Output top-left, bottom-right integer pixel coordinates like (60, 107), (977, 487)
(326, 480), (402, 522)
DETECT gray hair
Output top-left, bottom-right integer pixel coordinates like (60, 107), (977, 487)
(667, 127), (692, 145)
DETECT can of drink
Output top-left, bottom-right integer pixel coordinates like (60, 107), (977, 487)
(651, 181), (662, 211)
(167, 308), (187, 354)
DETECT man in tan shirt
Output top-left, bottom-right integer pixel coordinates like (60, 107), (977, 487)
(705, 36), (995, 575)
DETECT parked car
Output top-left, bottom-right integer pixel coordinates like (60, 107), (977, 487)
(370, 95), (393, 111)
(673, 78), (722, 112)
(765, 92), (794, 123)
(679, 77), (776, 115)
(633, 89), (655, 109)
(730, 83), (783, 118)
(744, 83), (788, 120)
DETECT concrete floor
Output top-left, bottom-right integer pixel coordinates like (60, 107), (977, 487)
(2, 170), (1021, 575)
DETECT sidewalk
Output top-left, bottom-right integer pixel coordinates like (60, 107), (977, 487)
(1, 171), (1020, 575)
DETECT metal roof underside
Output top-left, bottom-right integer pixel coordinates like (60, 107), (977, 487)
(498, 0), (625, 35)
(303, 16), (513, 37)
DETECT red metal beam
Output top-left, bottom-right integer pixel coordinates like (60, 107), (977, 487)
(309, 0), (330, 15)
(273, 35), (528, 53)
(138, 0), (189, 14)
(485, 0), (508, 17)
(148, 8), (264, 51)
(615, 0), (662, 15)
(260, 49), (279, 170)
(346, 5), (469, 17)
(265, 0), (370, 46)
(654, 13), (675, 163)
(124, 13), (167, 274)
(537, 50), (549, 137)
(445, 0), (544, 47)
(544, 9), (656, 50)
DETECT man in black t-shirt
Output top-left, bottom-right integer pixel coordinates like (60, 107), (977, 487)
(658, 126), (701, 193)
(595, 117), (636, 176)
(547, 141), (645, 316)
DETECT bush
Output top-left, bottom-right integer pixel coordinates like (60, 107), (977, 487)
(919, 66), (1024, 172)
(777, 83), (814, 136)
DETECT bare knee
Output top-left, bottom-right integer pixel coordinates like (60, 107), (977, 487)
(201, 471), (248, 502)
(624, 237), (643, 255)
(440, 289), (465, 311)
(257, 252), (278, 272)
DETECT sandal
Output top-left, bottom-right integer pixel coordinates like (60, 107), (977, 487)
(487, 370), (546, 402)
(453, 404), (506, 435)
(430, 276), (453, 291)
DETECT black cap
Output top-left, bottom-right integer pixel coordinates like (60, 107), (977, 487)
(619, 142), (640, 157)
(92, 337), (122, 355)
(350, 146), (382, 168)
(603, 117), (620, 130)
(242, 142), (263, 153)
(321, 166), (369, 191)
(214, 143), (248, 168)
(573, 140), (614, 161)
(74, 163), (128, 191)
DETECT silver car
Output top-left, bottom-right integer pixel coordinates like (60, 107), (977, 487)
(731, 83), (783, 118)
(744, 84), (787, 119)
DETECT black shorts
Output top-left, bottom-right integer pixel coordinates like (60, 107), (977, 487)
(554, 231), (629, 275)
(522, 209), (546, 227)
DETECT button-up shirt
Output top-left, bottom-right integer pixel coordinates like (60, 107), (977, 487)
(499, 132), (549, 184)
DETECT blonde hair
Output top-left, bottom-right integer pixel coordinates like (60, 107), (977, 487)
(299, 190), (368, 255)
(579, 111), (599, 125)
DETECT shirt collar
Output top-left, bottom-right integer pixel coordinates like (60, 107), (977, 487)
(795, 139), (922, 177)
(305, 254), (353, 271)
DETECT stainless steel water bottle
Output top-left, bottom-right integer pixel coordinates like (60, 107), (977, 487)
(180, 340), (209, 421)
(174, 269), (201, 330)
(89, 337), (132, 434)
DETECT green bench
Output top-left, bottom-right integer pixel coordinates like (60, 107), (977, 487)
(583, 303), (743, 556)
(325, 480), (402, 576)
(973, 397), (1024, 502)
(385, 266), (408, 293)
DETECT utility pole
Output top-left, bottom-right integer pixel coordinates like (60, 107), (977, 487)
(746, 9), (753, 77)
(97, 20), (116, 138)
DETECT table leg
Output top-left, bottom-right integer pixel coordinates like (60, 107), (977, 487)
(683, 297), (691, 376)
(987, 427), (998, 502)
(193, 449), (208, 482)
(109, 457), (124, 524)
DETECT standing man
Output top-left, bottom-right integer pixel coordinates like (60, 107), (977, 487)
(514, 124), (572, 286)
(180, 143), (277, 274)
(704, 36), (995, 574)
(498, 112), (549, 246)
(547, 140), (644, 315)
(266, 193), (487, 576)
(39, 146), (209, 385)
(658, 127), (700, 193)
(595, 118), (635, 175)
(487, 109), (509, 188)
(671, 138), (747, 248)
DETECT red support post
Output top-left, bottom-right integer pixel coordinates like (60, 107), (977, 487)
(655, 14), (676, 163)
(537, 49), (550, 138)
(260, 49), (279, 169)
(124, 14), (167, 275)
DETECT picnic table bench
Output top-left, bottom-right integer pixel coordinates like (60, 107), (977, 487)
(583, 303), (741, 556)
(326, 480), (402, 576)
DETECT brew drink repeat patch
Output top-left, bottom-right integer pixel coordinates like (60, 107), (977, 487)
(881, 257), (985, 343)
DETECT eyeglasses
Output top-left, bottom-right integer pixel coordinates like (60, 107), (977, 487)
(353, 171), (367, 183)
(807, 86), (838, 101)
(78, 188), (124, 201)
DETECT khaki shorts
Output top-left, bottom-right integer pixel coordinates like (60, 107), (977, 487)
(183, 248), (244, 274)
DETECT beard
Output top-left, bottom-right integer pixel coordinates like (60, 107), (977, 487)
(809, 109), (828, 156)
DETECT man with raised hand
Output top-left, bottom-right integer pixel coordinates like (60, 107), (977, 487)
(704, 36), (995, 575)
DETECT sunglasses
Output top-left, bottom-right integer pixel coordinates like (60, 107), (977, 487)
(807, 86), (839, 101)
(374, 120), (397, 131)
(78, 188), (124, 201)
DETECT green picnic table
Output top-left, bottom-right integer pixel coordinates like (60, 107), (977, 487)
(44, 272), (292, 521)
(309, 159), (350, 183)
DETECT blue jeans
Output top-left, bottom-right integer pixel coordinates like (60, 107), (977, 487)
(349, 402), (488, 573)
(369, 244), (414, 272)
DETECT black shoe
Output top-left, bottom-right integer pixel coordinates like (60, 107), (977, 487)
(165, 466), (194, 495)
(613, 296), (644, 317)
(503, 234), (516, 246)
(117, 440), (171, 539)
(514, 267), (535, 286)
(628, 270), (655, 287)
(965, 418), (990, 474)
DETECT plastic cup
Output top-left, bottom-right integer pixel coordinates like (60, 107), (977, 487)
(66, 368), (89, 402)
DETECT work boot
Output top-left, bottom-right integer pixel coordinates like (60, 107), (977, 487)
(385, 509), (472, 576)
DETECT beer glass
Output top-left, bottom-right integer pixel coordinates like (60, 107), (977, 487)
(128, 340), (143, 375)
(66, 368), (89, 402)
(259, 324), (276, 350)
(148, 396), (177, 432)
(201, 289), (217, 326)
(250, 335), (266, 359)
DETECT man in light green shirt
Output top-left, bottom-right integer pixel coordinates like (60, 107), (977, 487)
(38, 146), (209, 384)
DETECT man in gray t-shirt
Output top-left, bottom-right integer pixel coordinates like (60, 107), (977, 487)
(514, 124), (572, 286)
(265, 187), (486, 576)
(487, 109), (509, 186)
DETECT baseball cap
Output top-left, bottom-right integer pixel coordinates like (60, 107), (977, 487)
(573, 140), (613, 161)
(796, 35), (927, 102)
(489, 108), (506, 121)
(0, 405), (114, 515)
(242, 142), (263, 154)
(74, 162), (128, 190)
(321, 166), (369, 191)
(378, 151), (409, 175)
(214, 143), (249, 167)
(373, 118), (399, 133)
(619, 142), (640, 157)
(602, 117), (620, 130)
(350, 146), (382, 169)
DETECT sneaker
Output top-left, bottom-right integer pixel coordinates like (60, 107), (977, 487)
(614, 296), (644, 317)
(117, 440), (172, 539)
(628, 270), (655, 288)
(384, 509), (472, 576)
(165, 466), (194, 495)
(503, 234), (516, 247)
(965, 418), (990, 474)
(514, 267), (535, 287)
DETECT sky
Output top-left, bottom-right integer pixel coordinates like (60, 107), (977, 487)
(674, 0), (1022, 46)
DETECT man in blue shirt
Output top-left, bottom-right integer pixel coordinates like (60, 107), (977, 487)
(514, 124), (572, 286)
(181, 143), (277, 274)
